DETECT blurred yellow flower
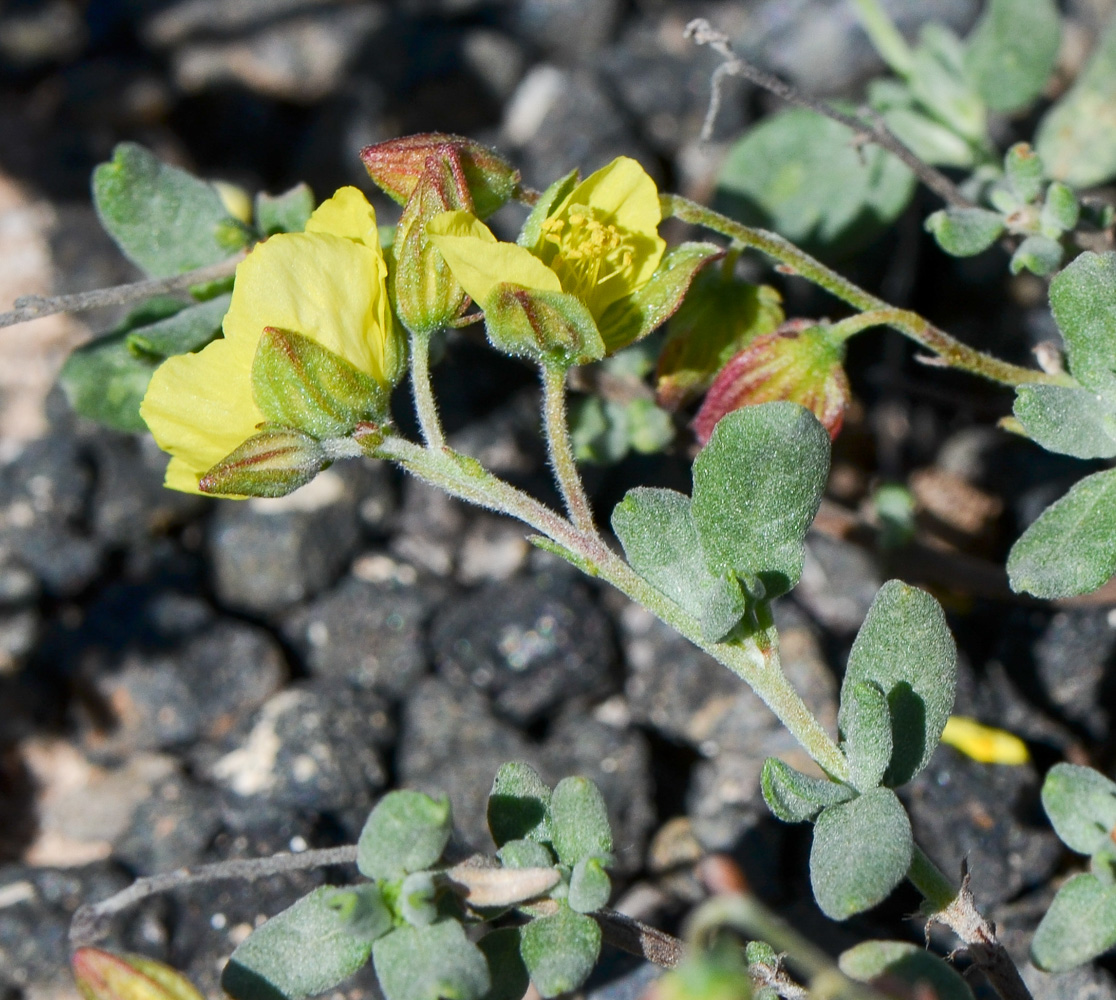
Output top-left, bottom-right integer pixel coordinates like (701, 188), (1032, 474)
(940, 715), (1030, 765)
(140, 186), (399, 496)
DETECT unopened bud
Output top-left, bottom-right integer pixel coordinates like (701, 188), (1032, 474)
(72, 949), (205, 1000)
(485, 285), (605, 366)
(199, 427), (327, 498)
(360, 133), (519, 219)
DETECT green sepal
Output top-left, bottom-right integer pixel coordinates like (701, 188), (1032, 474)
(357, 790), (453, 882)
(482, 285), (605, 366)
(519, 170), (580, 249)
(520, 905), (601, 999)
(760, 757), (855, 823)
(199, 428), (327, 499)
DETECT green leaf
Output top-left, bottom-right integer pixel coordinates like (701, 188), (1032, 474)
(1050, 251), (1116, 398)
(520, 906), (601, 999)
(488, 762), (551, 848)
(1041, 763), (1116, 855)
(1041, 181), (1080, 235)
(255, 184), (314, 236)
(221, 887), (373, 1000)
(1010, 234), (1063, 276)
(964, 0), (1060, 113)
(93, 143), (251, 277)
(547, 777), (612, 866)
(478, 930), (529, 1000)
(124, 293), (230, 359)
(568, 857), (611, 914)
(357, 790), (452, 881)
(497, 839), (554, 869)
(908, 24), (986, 141)
(400, 871), (439, 928)
(809, 788), (913, 920)
(1036, 14), (1116, 187)
(611, 487), (747, 642)
(1031, 873), (1116, 972)
(691, 402), (830, 604)
(1004, 143), (1045, 204)
(841, 580), (956, 787)
(868, 80), (976, 167)
(715, 109), (915, 258)
(924, 207), (1004, 257)
(760, 757), (856, 823)
(840, 681), (893, 793)
(839, 941), (974, 1000)
(1013, 384), (1116, 459)
(324, 884), (394, 943)
(373, 921), (491, 1000)
(1008, 467), (1116, 598)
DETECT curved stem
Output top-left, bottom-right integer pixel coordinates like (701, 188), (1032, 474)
(540, 361), (596, 534)
(662, 194), (1065, 388)
(409, 331), (446, 450)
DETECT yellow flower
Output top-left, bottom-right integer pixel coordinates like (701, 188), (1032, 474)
(426, 157), (666, 325)
(940, 716), (1030, 765)
(140, 186), (400, 496)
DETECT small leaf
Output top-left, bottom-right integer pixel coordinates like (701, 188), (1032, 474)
(691, 402), (830, 603)
(568, 857), (611, 914)
(809, 788), (913, 920)
(496, 839), (555, 870)
(221, 887), (373, 1000)
(925, 207), (1004, 257)
(1010, 234), (1063, 276)
(324, 884), (394, 943)
(839, 941), (974, 1000)
(869, 85), (976, 168)
(1049, 251), (1116, 399)
(125, 294), (231, 359)
(357, 790), (452, 881)
(478, 929), (529, 1000)
(1031, 873), (1116, 972)
(548, 777), (612, 866)
(1008, 467), (1116, 598)
(840, 680), (893, 793)
(1004, 143), (1045, 204)
(1041, 182), (1080, 236)
(964, 0), (1060, 113)
(400, 871), (439, 928)
(373, 921), (491, 1000)
(93, 143), (251, 277)
(908, 24), (985, 141)
(841, 580), (957, 787)
(760, 757), (855, 823)
(611, 488), (746, 642)
(1014, 384), (1116, 459)
(1041, 763), (1116, 855)
(255, 184), (315, 236)
(60, 331), (160, 433)
(488, 763), (551, 848)
(520, 906), (601, 999)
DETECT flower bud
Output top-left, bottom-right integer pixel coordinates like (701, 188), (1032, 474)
(360, 133), (519, 220)
(72, 949), (205, 1000)
(199, 427), (328, 498)
(693, 319), (850, 444)
(484, 284), (605, 366)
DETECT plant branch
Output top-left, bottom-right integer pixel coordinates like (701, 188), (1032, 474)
(409, 331), (447, 450)
(0, 257), (243, 330)
(540, 362), (596, 534)
(683, 18), (974, 210)
(662, 193), (1064, 388)
(69, 845), (358, 948)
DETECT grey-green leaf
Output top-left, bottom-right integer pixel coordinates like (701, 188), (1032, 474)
(488, 762), (551, 847)
(1008, 468), (1116, 598)
(1014, 384), (1116, 459)
(839, 941), (974, 1000)
(809, 788), (913, 920)
(222, 887), (373, 1000)
(840, 681), (893, 793)
(478, 929), (529, 1000)
(1004, 143), (1046, 204)
(325, 884), (394, 943)
(59, 331), (161, 434)
(760, 757), (856, 823)
(1010, 235), (1063, 276)
(1031, 873), (1116, 972)
(1041, 763), (1116, 855)
(400, 871), (439, 928)
(520, 907), (602, 999)
(964, 0), (1060, 113)
(568, 857), (611, 914)
(93, 142), (251, 277)
(125, 293), (231, 359)
(691, 402), (830, 603)
(1050, 251), (1116, 399)
(1042, 182), (1080, 235)
(497, 839), (554, 869)
(612, 487), (746, 642)
(842, 581), (956, 787)
(256, 184), (315, 236)
(1036, 15), (1116, 187)
(357, 790), (452, 881)
(924, 208), (1004, 257)
(373, 921), (491, 1000)
(548, 777), (612, 867)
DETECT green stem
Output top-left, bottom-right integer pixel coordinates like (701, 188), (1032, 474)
(662, 194), (1065, 388)
(908, 845), (958, 912)
(540, 361), (596, 534)
(371, 436), (849, 781)
(824, 309), (893, 345)
(409, 331), (446, 450)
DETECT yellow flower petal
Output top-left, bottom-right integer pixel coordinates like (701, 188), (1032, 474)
(940, 716), (1030, 765)
(558, 156), (662, 234)
(305, 186), (381, 248)
(427, 210), (562, 306)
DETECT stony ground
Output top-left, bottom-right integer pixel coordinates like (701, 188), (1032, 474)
(2, 2), (1116, 999)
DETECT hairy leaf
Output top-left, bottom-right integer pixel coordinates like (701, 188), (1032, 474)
(373, 921), (491, 1000)
(488, 762), (551, 847)
(760, 757), (856, 823)
(1049, 252), (1116, 399)
(1042, 763), (1116, 855)
(255, 184), (315, 236)
(1014, 384), (1116, 459)
(568, 857), (611, 914)
(964, 0), (1060, 112)
(520, 906), (601, 999)
(839, 940), (974, 1000)
(357, 790), (452, 881)
(924, 207), (1004, 257)
(1031, 873), (1116, 972)
(840, 681), (893, 792)
(548, 777), (612, 866)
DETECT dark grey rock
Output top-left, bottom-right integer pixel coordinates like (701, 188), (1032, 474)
(505, 0), (625, 60)
(586, 956), (662, 1000)
(904, 745), (1062, 909)
(795, 534), (882, 634)
(431, 569), (617, 726)
(686, 751), (766, 853)
(390, 477), (467, 577)
(114, 772), (224, 875)
(0, 608), (37, 676)
(1032, 608), (1116, 740)
(282, 575), (433, 699)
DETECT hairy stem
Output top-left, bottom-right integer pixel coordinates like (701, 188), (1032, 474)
(540, 362), (596, 534)
(409, 331), (446, 450)
(663, 194), (1064, 388)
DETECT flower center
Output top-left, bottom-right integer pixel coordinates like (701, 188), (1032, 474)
(540, 205), (637, 300)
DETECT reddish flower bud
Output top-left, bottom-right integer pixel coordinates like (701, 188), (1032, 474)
(693, 319), (850, 444)
(360, 133), (519, 219)
(72, 949), (204, 1000)
(199, 426), (327, 498)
